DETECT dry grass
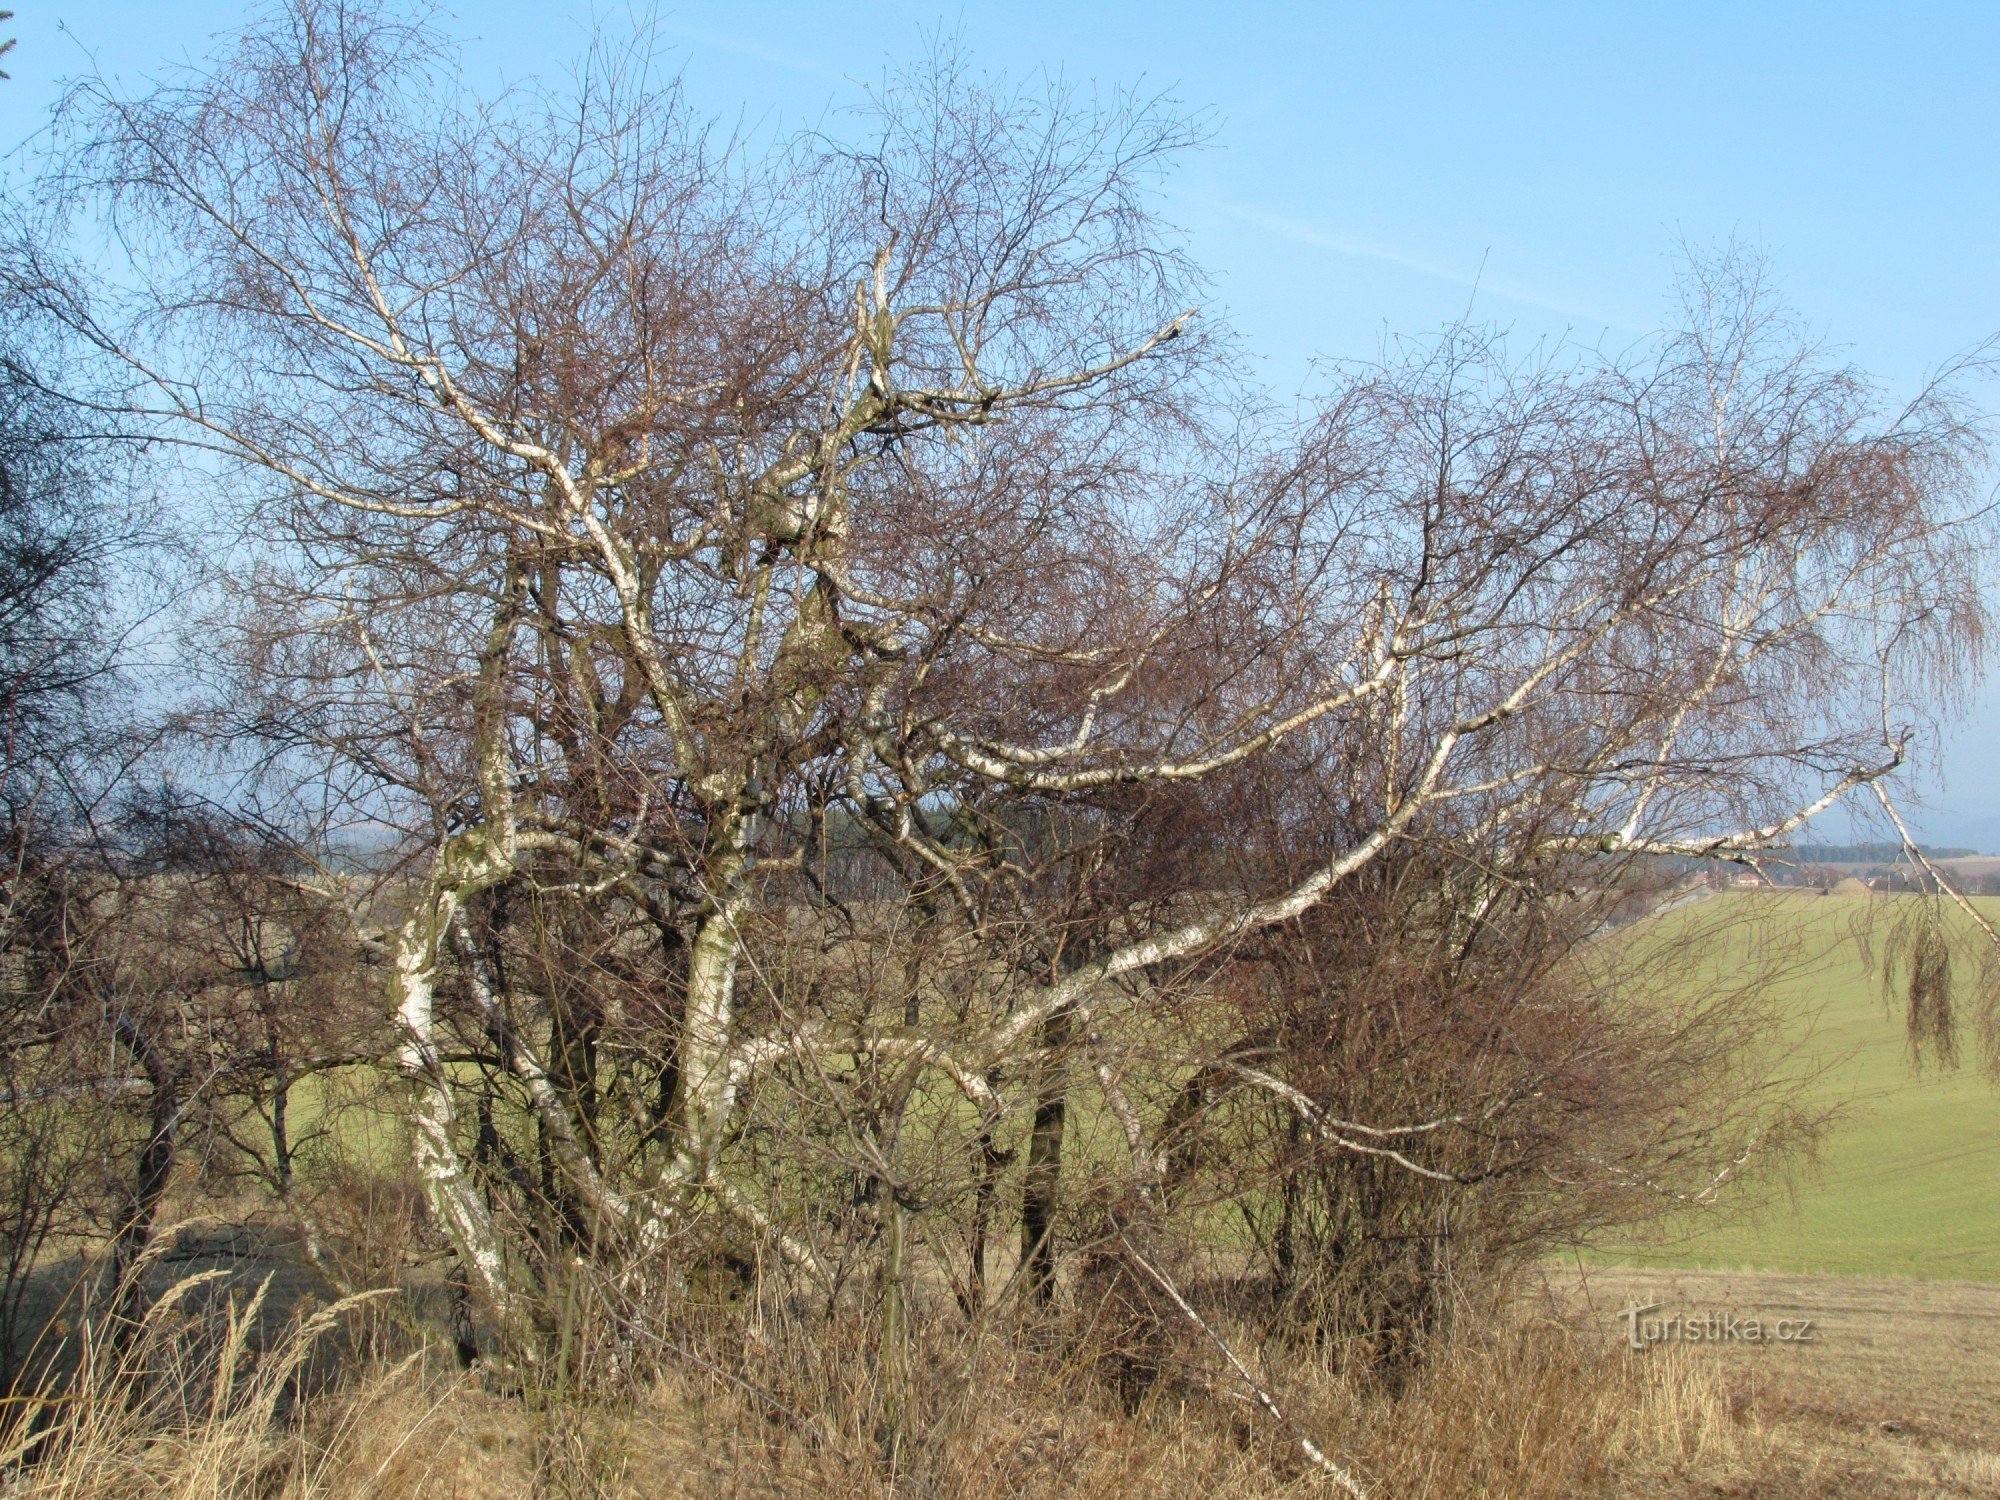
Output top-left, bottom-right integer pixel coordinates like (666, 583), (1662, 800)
(1547, 1264), (2000, 1498)
(0, 1265), (391, 1499)
(4, 1255), (1997, 1497)
(0, 1279), (1761, 1498)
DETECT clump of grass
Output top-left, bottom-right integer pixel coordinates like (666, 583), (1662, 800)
(0, 1260), (389, 1499)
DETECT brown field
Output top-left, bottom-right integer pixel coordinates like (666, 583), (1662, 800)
(1543, 1264), (2000, 1497)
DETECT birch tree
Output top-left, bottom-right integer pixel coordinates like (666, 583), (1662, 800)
(23, 0), (1989, 1342)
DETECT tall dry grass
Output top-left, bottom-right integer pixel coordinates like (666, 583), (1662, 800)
(0, 1264), (392, 1498)
(0, 1268), (1772, 1499)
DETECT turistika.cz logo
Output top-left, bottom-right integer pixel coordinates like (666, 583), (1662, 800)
(1616, 1302), (1815, 1351)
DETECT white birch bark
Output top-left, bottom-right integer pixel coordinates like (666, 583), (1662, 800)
(392, 866), (515, 1314)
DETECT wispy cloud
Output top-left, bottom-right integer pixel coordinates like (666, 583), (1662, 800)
(655, 21), (847, 82)
(624, 40), (1640, 333)
(1179, 191), (1635, 331)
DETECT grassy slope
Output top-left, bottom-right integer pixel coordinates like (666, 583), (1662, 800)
(257, 890), (2000, 1281)
(1596, 891), (2000, 1281)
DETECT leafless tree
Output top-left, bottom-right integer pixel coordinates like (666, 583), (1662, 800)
(0, 321), (163, 1377)
(19, 2), (1989, 1385)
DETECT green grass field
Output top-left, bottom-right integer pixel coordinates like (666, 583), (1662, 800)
(1592, 891), (2000, 1281)
(252, 889), (2000, 1284)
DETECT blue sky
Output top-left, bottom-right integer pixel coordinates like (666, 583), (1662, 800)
(4, 2), (1998, 841)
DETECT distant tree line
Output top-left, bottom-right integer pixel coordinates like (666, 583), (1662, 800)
(1791, 842), (1981, 863)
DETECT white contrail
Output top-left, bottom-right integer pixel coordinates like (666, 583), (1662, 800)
(1179, 189), (1634, 329)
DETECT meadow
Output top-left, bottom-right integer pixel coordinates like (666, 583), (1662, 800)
(1591, 890), (2000, 1282)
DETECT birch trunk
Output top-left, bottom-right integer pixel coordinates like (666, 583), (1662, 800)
(1019, 1010), (1074, 1303)
(394, 879), (516, 1315)
(678, 859), (747, 1178)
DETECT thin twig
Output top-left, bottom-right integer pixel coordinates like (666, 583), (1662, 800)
(1107, 1213), (1370, 1498)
